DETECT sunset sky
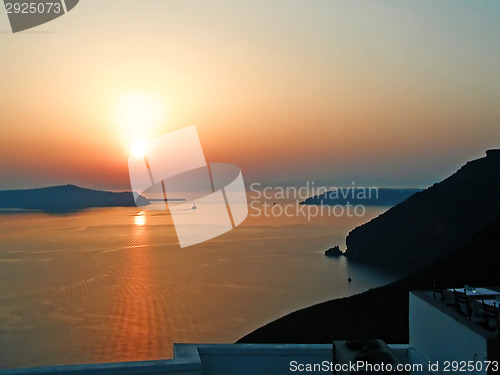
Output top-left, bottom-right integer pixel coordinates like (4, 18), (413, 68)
(0, 1), (499, 190)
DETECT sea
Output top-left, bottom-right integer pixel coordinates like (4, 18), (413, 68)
(0, 201), (398, 369)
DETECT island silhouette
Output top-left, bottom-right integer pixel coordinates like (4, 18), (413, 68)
(0, 184), (149, 213)
(301, 188), (421, 206)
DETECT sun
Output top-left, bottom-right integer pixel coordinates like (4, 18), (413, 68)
(115, 92), (166, 153)
(131, 141), (147, 158)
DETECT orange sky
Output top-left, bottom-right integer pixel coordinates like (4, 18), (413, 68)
(0, 1), (499, 190)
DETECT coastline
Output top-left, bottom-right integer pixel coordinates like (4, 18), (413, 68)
(238, 216), (500, 344)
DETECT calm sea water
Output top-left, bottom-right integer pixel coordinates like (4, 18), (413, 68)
(0, 203), (397, 369)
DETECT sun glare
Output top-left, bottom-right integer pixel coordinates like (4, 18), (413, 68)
(131, 141), (147, 158)
(115, 92), (166, 152)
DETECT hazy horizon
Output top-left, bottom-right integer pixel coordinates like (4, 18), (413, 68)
(0, 182), (427, 193)
(1, 1), (499, 191)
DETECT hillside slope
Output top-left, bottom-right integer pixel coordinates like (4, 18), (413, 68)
(346, 150), (500, 272)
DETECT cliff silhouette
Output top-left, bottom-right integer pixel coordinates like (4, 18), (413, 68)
(239, 214), (500, 345)
(346, 150), (500, 272)
(239, 149), (500, 345)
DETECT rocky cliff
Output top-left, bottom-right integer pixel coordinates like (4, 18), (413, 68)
(345, 150), (500, 272)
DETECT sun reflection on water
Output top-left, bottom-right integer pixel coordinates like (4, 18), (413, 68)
(134, 211), (146, 226)
(104, 209), (161, 361)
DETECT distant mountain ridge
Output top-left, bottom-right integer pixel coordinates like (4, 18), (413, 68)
(0, 184), (149, 213)
(301, 188), (421, 206)
(346, 149), (500, 272)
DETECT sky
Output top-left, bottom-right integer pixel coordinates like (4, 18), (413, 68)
(0, 0), (499, 190)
